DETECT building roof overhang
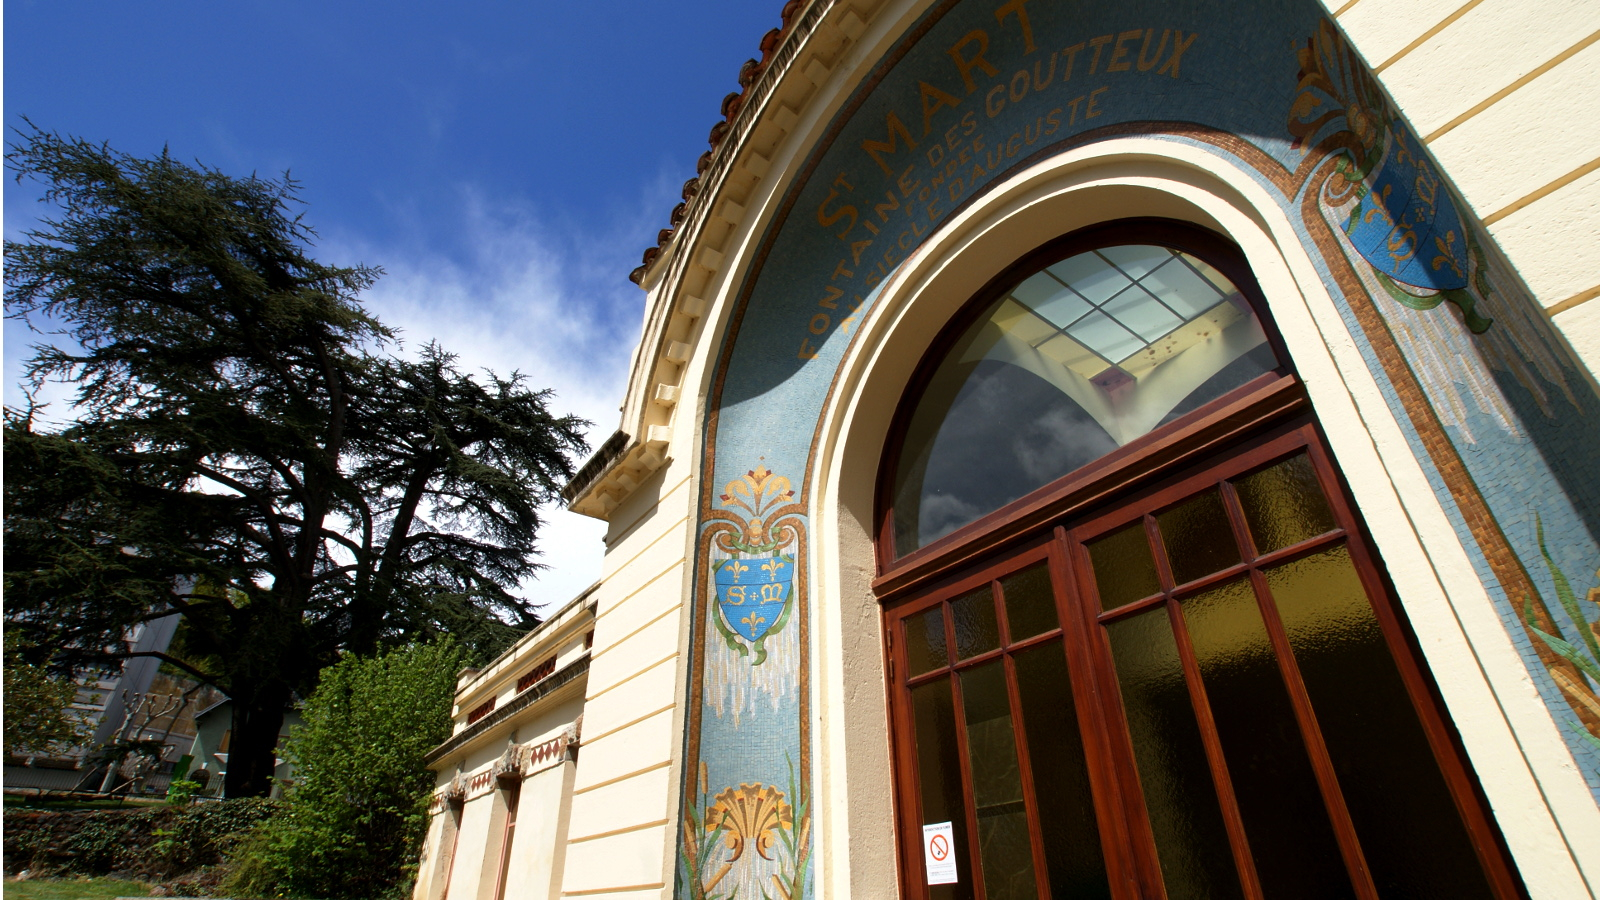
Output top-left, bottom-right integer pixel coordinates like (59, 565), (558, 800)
(563, 0), (889, 518)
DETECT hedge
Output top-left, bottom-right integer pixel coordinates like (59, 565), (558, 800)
(3, 798), (281, 880)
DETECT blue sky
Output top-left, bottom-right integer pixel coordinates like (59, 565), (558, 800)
(5, 0), (782, 608)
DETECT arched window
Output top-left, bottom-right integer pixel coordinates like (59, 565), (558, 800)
(877, 221), (1522, 900)
(885, 220), (1285, 558)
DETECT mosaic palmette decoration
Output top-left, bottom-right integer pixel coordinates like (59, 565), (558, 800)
(681, 761), (811, 900)
(706, 467), (803, 666)
(1290, 18), (1492, 334)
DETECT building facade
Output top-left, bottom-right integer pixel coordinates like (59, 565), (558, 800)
(418, 1), (1600, 898)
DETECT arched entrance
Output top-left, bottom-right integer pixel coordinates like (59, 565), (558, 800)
(873, 220), (1523, 900)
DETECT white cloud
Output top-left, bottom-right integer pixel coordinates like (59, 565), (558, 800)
(323, 187), (656, 614)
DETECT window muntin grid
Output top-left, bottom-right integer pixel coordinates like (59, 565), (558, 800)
(1003, 246), (1243, 379)
(890, 242), (1280, 555)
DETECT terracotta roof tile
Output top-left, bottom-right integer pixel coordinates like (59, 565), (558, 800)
(629, 0), (811, 286)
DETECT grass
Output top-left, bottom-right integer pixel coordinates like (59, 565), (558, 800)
(2, 877), (151, 899)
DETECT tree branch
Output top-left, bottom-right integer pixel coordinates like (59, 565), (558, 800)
(106, 651), (227, 692)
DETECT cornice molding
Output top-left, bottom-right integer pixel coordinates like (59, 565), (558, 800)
(424, 654), (589, 767)
(566, 0), (891, 519)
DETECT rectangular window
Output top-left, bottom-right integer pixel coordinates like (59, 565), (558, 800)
(491, 780), (521, 900)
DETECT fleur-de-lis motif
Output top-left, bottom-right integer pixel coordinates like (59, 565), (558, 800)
(706, 783), (794, 861)
(741, 613), (767, 632)
(1432, 231), (1464, 278)
(723, 560), (750, 582)
(720, 467), (796, 548)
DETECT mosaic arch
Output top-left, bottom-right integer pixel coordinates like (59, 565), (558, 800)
(677, 2), (1600, 897)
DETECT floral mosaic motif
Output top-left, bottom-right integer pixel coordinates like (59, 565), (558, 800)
(707, 783), (795, 861)
(1289, 18), (1492, 334)
(706, 467), (804, 666)
(681, 761), (811, 900)
(1523, 515), (1600, 765)
(718, 466), (798, 552)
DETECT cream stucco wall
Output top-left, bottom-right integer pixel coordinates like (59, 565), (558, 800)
(504, 759), (579, 900)
(416, 593), (593, 900)
(553, 461), (698, 900)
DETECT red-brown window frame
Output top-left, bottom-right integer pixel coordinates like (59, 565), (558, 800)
(872, 219), (1525, 900)
(881, 417), (1525, 900)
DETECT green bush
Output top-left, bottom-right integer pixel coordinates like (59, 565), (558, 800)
(222, 640), (463, 899)
(165, 779), (204, 806)
(3, 797), (281, 879)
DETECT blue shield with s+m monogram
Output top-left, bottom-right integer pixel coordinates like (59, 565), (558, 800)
(1344, 122), (1470, 293)
(714, 555), (794, 642)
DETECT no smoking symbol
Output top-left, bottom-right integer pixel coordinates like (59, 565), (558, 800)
(929, 834), (950, 861)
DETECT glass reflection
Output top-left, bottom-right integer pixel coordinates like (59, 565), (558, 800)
(1268, 546), (1497, 899)
(1089, 521), (1161, 610)
(894, 244), (1278, 554)
(961, 661), (1039, 900)
(1107, 604), (1243, 899)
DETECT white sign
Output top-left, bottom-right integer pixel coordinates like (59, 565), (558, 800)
(922, 821), (958, 885)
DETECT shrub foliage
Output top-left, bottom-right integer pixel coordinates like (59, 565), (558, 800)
(3, 638), (92, 756)
(3, 798), (281, 880)
(224, 640), (464, 899)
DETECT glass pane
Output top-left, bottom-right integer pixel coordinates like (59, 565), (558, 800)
(906, 607), (949, 676)
(952, 587), (1000, 659)
(891, 358), (1118, 554)
(890, 242), (1279, 556)
(1103, 285), (1183, 343)
(1267, 545), (1496, 900)
(1106, 604), (1243, 900)
(1156, 489), (1240, 585)
(1065, 309), (1144, 363)
(1141, 256), (1227, 319)
(1233, 453), (1338, 555)
(1000, 564), (1059, 641)
(1011, 269), (1092, 328)
(1014, 643), (1111, 900)
(960, 661), (1038, 900)
(1182, 579), (1356, 900)
(1088, 521), (1160, 610)
(912, 678), (975, 900)
(1099, 244), (1173, 280)
(1046, 252), (1127, 304)
(1150, 342), (1278, 432)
